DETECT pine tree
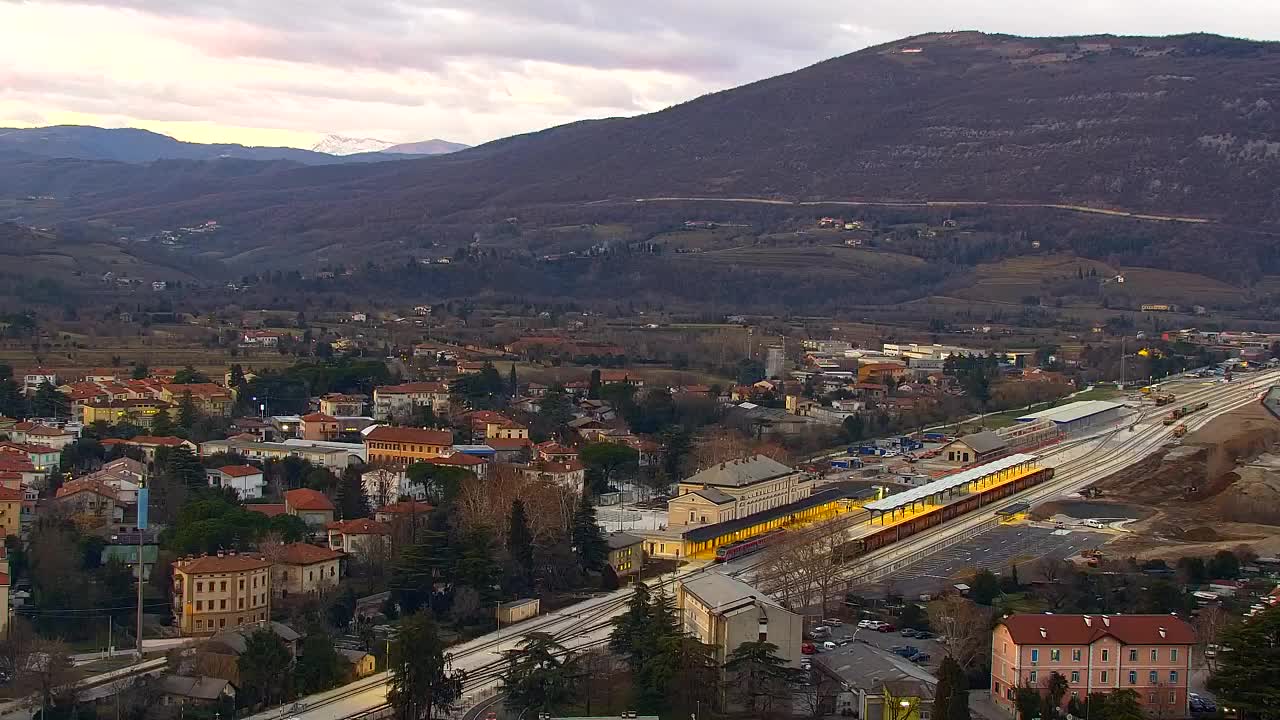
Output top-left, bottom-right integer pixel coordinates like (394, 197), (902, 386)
(934, 656), (970, 720)
(31, 381), (67, 419)
(0, 377), (25, 419)
(177, 390), (198, 432)
(506, 500), (535, 596)
(588, 369), (602, 400)
(570, 493), (609, 571)
(609, 582), (653, 670)
(149, 407), (175, 436)
(334, 469), (371, 519)
(229, 363), (247, 388)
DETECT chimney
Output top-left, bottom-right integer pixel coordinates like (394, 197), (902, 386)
(216, 550), (224, 557)
(1102, 615), (1111, 627)
(1039, 627), (1047, 639)
(1159, 627), (1167, 638)
(1083, 615), (1092, 627)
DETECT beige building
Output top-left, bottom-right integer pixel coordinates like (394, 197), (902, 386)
(326, 518), (391, 556)
(273, 542), (342, 598)
(668, 455), (812, 530)
(606, 532), (644, 579)
(372, 382), (450, 422)
(676, 573), (802, 668)
(172, 554), (272, 636)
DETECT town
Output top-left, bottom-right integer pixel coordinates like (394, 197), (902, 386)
(0, 305), (1275, 720)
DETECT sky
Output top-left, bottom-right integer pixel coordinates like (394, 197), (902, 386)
(3, 1), (1280, 150)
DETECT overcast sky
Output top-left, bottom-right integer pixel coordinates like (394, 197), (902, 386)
(3, 1), (1279, 150)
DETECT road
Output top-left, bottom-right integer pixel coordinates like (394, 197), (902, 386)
(268, 372), (1278, 720)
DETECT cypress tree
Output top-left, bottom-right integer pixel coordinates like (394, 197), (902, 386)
(506, 500), (535, 596)
(571, 493), (609, 571)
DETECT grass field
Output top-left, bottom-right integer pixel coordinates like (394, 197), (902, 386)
(690, 244), (926, 276)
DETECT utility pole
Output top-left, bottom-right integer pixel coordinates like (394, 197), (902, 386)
(137, 479), (149, 661)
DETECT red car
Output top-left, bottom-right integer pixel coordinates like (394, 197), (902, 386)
(801, 642), (816, 655)
(878, 623), (897, 632)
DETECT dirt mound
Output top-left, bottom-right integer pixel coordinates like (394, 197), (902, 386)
(1215, 459), (1280, 525)
(1177, 526), (1225, 542)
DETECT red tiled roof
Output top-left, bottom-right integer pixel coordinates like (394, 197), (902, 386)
(55, 478), (116, 501)
(0, 442), (56, 454)
(365, 426), (453, 446)
(0, 573), (8, 585)
(175, 554), (271, 574)
(301, 412), (337, 422)
(0, 486), (23, 502)
(327, 518), (390, 535)
(25, 425), (70, 437)
(215, 465), (262, 478)
(129, 435), (188, 447)
(246, 503), (287, 517)
(1000, 614), (1196, 646)
(532, 459), (584, 474)
(377, 500), (433, 515)
(163, 383), (232, 399)
(285, 488), (335, 512)
(277, 542), (343, 565)
(0, 472), (23, 481)
(0, 457), (36, 472)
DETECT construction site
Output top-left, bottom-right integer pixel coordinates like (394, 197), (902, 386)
(1048, 392), (1280, 560)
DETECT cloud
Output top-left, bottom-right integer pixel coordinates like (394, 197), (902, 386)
(3, 0), (1280, 148)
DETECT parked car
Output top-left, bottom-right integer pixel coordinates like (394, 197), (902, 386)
(813, 625), (831, 635)
(877, 623), (897, 632)
(801, 642), (816, 655)
(823, 641), (838, 651)
(910, 652), (931, 663)
(892, 646), (920, 658)
(900, 628), (919, 638)
(857, 619), (877, 629)
(913, 631), (935, 640)
(824, 618), (844, 627)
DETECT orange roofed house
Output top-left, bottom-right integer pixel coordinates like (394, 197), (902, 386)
(283, 488), (334, 528)
(172, 553), (272, 635)
(272, 542), (342, 598)
(363, 426), (453, 466)
(372, 382), (450, 422)
(327, 518), (390, 556)
(992, 614), (1195, 718)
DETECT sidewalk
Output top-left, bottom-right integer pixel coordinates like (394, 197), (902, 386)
(970, 690), (1008, 720)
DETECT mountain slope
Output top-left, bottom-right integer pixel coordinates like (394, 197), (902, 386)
(5, 32), (1280, 252)
(383, 139), (470, 155)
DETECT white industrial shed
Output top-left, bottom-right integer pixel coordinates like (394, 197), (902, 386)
(1016, 400), (1123, 432)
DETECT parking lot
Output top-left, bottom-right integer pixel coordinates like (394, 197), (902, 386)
(808, 620), (946, 672)
(854, 524), (1111, 599)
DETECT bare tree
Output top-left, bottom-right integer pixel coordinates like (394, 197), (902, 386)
(928, 594), (993, 670)
(1195, 605), (1228, 673)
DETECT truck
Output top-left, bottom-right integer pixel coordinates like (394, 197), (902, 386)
(1154, 393), (1176, 406)
(1173, 424), (1188, 438)
(922, 432), (946, 443)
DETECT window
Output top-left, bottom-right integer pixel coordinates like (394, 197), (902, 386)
(239, 579), (245, 590)
(1149, 671), (1157, 684)
(1029, 671), (1037, 684)
(1051, 649), (1061, 661)
(1129, 649), (1138, 662)
(1072, 649), (1082, 662)
(239, 598), (245, 609)
(1031, 649), (1040, 662)
(1170, 692), (1176, 704)
(1004, 643), (1008, 654)
(220, 581), (227, 592)
(1129, 671), (1137, 686)
(195, 620), (203, 630)
(1170, 671), (1178, 684)
(196, 582), (203, 592)
(253, 577), (258, 588)
(1151, 649), (1159, 662)
(1171, 649), (1179, 662)
(219, 619), (226, 628)
(1070, 671), (1080, 683)
(195, 600), (203, 611)
(309, 571), (314, 581)
(220, 599), (227, 610)
(1101, 649), (1109, 662)
(1101, 671), (1109, 683)
(993, 681), (1001, 695)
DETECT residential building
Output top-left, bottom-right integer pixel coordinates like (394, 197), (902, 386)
(606, 532), (643, 579)
(372, 382), (450, 422)
(9, 423), (76, 450)
(22, 368), (59, 395)
(0, 486), (21, 536)
(191, 622), (300, 685)
(171, 553), (272, 635)
(107, 435), (196, 462)
(283, 488), (335, 528)
(206, 465), (267, 500)
(198, 438), (363, 470)
(534, 441), (579, 463)
(272, 542), (342, 597)
(675, 573), (802, 670)
(240, 330), (282, 347)
(374, 500), (433, 524)
(326, 518), (391, 556)
(55, 478), (121, 524)
(100, 531), (159, 580)
(813, 640), (937, 720)
(299, 412), (340, 441)
(420, 452), (488, 477)
(667, 455), (814, 529)
(82, 399), (172, 429)
(361, 468), (425, 509)
(0, 442), (60, 473)
(363, 425), (453, 466)
(160, 384), (234, 417)
(155, 675), (236, 708)
(319, 393), (367, 417)
(521, 459), (586, 493)
(487, 436), (533, 462)
(991, 614), (1196, 717)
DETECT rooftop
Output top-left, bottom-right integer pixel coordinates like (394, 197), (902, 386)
(364, 425), (454, 446)
(814, 640), (937, 691)
(680, 573), (783, 613)
(950, 430), (1007, 455)
(999, 613), (1196, 645)
(327, 518), (390, 535)
(285, 488), (335, 512)
(277, 542), (344, 565)
(864, 454), (1038, 513)
(213, 464), (262, 478)
(175, 553), (271, 574)
(606, 531), (643, 550)
(683, 455), (797, 488)
(1016, 400), (1124, 424)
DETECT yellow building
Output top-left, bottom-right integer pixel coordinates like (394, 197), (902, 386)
(363, 426), (453, 466)
(607, 532), (643, 578)
(0, 486), (21, 536)
(172, 554), (272, 636)
(82, 399), (172, 429)
(160, 384), (235, 417)
(0, 572), (9, 637)
(272, 542), (342, 597)
(668, 455), (812, 529)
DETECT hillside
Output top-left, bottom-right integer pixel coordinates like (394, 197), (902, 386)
(3, 32), (1280, 277)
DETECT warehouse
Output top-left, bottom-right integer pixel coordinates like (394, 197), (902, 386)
(1016, 400), (1124, 433)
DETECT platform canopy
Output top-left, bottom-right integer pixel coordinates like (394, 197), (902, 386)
(863, 453), (1038, 512)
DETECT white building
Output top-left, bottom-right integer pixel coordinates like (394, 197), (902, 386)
(360, 468), (425, 508)
(206, 465), (267, 500)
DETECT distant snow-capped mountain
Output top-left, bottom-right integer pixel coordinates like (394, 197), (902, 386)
(310, 134), (396, 156)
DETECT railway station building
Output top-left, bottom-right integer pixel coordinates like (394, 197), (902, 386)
(667, 455), (814, 530)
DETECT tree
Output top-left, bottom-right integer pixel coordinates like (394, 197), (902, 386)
(149, 407), (175, 437)
(1014, 685), (1041, 720)
(508, 364), (519, 398)
(229, 363), (247, 388)
(579, 442), (639, 493)
(295, 627), (345, 695)
(131, 363), (148, 380)
(237, 627), (292, 707)
(570, 493), (609, 572)
(587, 369), (602, 400)
(722, 640), (802, 714)
(506, 499), (535, 596)
(1104, 688), (1144, 720)
(1207, 549), (1241, 579)
(176, 389), (199, 432)
(334, 468), (371, 520)
(537, 384), (575, 431)
(934, 656), (970, 720)
(0, 375), (25, 419)
(501, 633), (581, 716)
(969, 569), (1000, 605)
(30, 380), (67, 419)
(173, 365), (211, 384)
(1208, 604), (1280, 718)
(610, 581), (653, 671)
(1041, 672), (1068, 719)
(928, 596), (992, 670)
(388, 612), (465, 720)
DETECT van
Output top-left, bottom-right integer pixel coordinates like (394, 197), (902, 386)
(823, 641), (838, 651)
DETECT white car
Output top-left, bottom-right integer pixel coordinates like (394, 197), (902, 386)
(823, 619), (844, 627)
(857, 620), (877, 629)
